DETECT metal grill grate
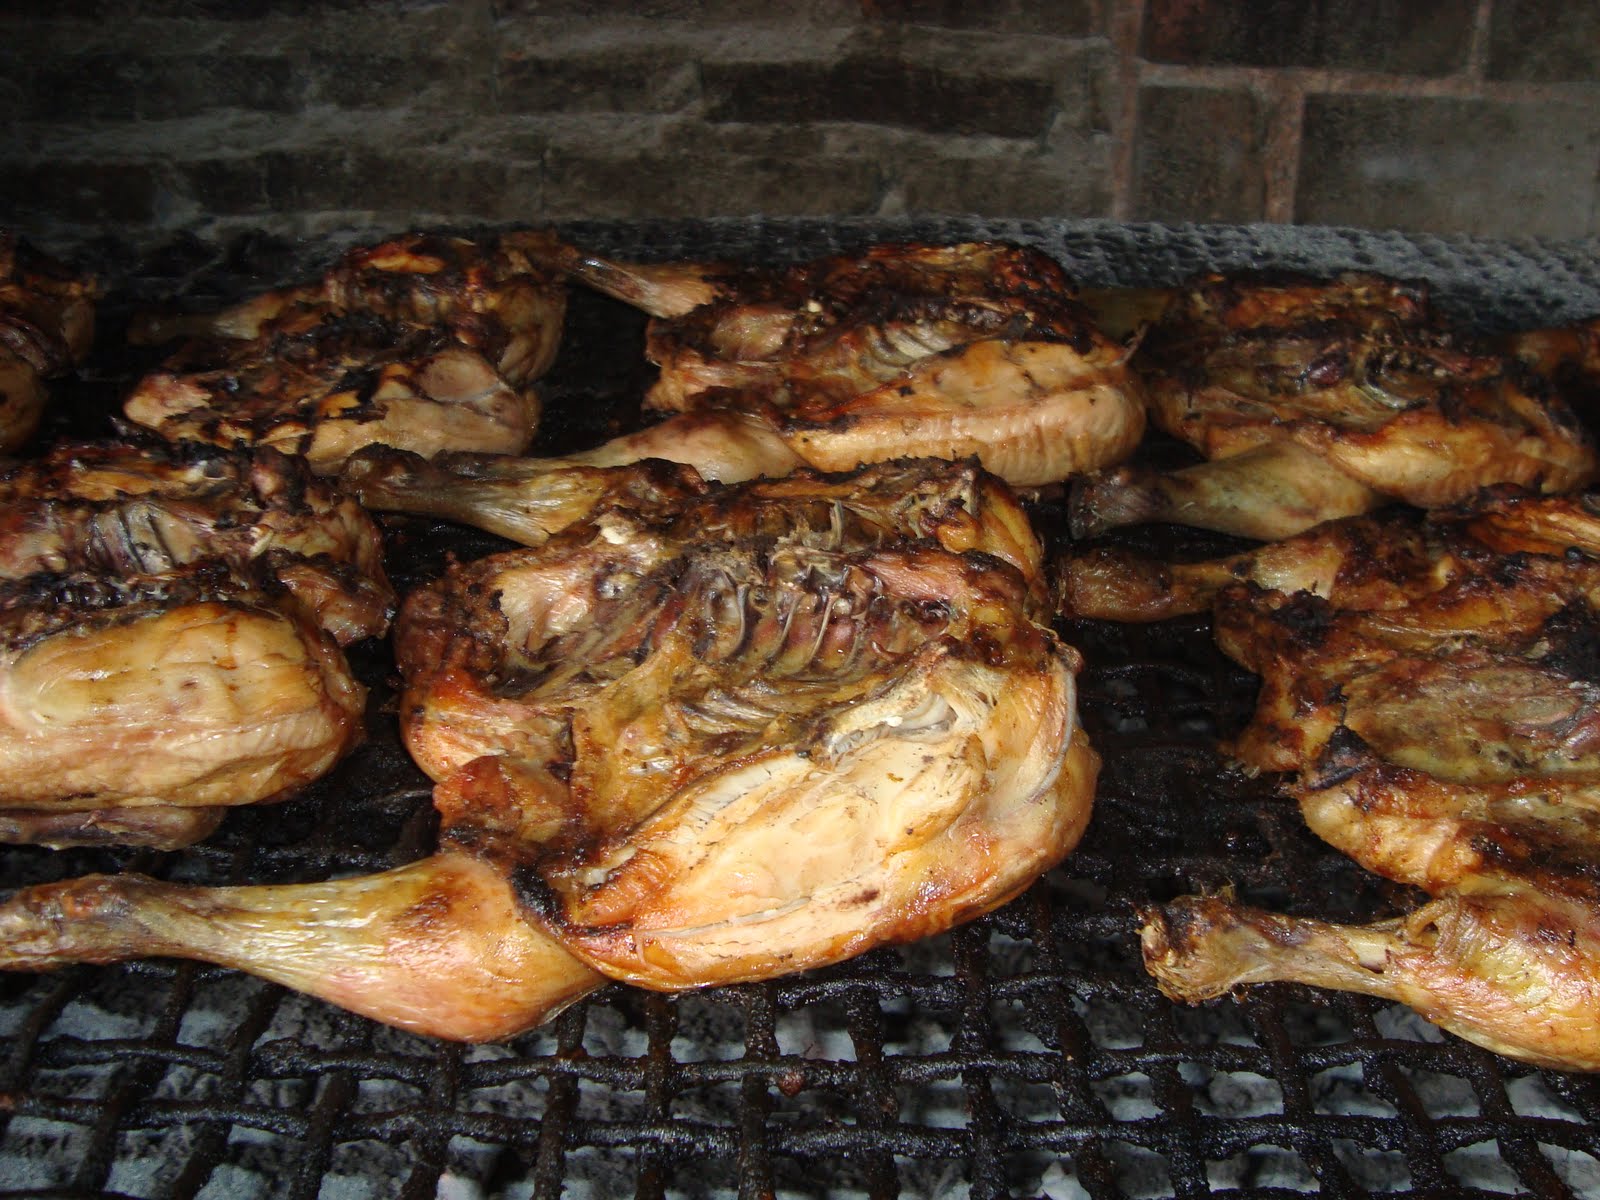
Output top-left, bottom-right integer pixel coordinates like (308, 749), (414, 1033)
(2, 219), (1599, 1199)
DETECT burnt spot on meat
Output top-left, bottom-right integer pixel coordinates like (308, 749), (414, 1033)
(1531, 602), (1600, 682)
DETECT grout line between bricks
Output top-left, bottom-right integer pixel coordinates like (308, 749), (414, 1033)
(1108, 0), (1146, 221)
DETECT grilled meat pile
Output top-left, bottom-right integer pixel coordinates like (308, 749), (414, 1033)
(0, 440), (392, 848)
(0, 232), (97, 454)
(6, 227), (1600, 1074)
(0, 458), (1095, 1040)
(123, 231), (569, 473)
(1071, 273), (1597, 540)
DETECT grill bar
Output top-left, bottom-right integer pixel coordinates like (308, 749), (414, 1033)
(0, 219), (1597, 1198)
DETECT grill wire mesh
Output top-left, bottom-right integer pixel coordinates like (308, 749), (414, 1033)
(2, 218), (1599, 1200)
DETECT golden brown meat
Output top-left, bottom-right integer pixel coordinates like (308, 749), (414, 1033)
(553, 240), (1145, 487)
(0, 460), (1096, 1039)
(1071, 274), (1596, 539)
(0, 441), (392, 847)
(0, 439), (393, 643)
(0, 233), (97, 454)
(1140, 493), (1600, 1069)
(129, 229), (568, 388)
(125, 310), (538, 476)
(124, 231), (569, 473)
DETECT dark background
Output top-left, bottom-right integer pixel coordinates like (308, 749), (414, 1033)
(2, 0), (1597, 254)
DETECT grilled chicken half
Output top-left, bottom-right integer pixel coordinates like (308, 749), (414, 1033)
(0, 441), (392, 847)
(124, 231), (568, 473)
(548, 240), (1145, 487)
(1071, 274), (1596, 540)
(0, 233), (97, 453)
(1140, 492), (1600, 1070)
(0, 459), (1096, 1040)
(341, 244), (1147, 546)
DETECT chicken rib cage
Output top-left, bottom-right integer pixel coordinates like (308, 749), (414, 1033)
(3, 219), (1600, 1200)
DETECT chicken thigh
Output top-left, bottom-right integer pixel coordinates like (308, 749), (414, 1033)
(551, 240), (1146, 487)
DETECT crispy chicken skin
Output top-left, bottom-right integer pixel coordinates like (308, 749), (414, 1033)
(1140, 493), (1600, 1069)
(129, 229), (568, 388)
(0, 441), (392, 847)
(1071, 274), (1597, 539)
(0, 233), (97, 454)
(0, 460), (1096, 1039)
(126, 311), (538, 476)
(551, 240), (1145, 487)
(124, 231), (569, 473)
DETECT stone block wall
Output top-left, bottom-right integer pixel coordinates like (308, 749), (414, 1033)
(1, 0), (1596, 253)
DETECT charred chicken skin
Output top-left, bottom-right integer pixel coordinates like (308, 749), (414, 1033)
(546, 240), (1145, 488)
(0, 459), (1096, 1040)
(0, 232), (97, 454)
(1139, 492), (1600, 1069)
(1071, 273), (1596, 540)
(0, 441), (392, 847)
(124, 231), (568, 472)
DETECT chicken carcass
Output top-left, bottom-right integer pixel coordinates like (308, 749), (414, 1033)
(1070, 273), (1597, 540)
(0, 440), (392, 847)
(0, 459), (1096, 1039)
(123, 231), (569, 473)
(548, 240), (1146, 487)
(0, 232), (97, 454)
(1140, 492), (1600, 1070)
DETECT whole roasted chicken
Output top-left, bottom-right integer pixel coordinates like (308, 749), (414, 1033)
(1070, 274), (1596, 540)
(1139, 491), (1600, 1070)
(0, 440), (392, 848)
(0, 232), (97, 454)
(123, 231), (568, 473)
(0, 459), (1096, 1040)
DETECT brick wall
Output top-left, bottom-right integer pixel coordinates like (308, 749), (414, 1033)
(2, 0), (1596, 253)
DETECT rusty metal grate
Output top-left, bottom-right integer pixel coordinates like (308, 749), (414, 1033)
(2, 218), (1599, 1199)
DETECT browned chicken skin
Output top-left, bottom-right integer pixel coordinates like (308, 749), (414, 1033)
(124, 231), (568, 473)
(0, 233), (97, 454)
(0, 460), (1096, 1039)
(1071, 274), (1597, 539)
(551, 240), (1146, 487)
(1138, 493), (1600, 1069)
(0, 441), (393, 847)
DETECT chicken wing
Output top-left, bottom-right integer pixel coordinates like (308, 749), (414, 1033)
(0, 460), (1096, 1039)
(1071, 274), (1596, 539)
